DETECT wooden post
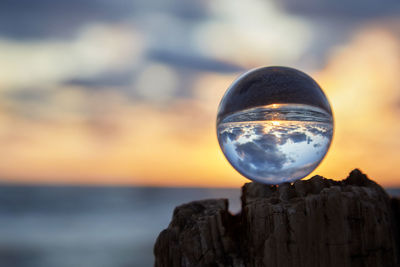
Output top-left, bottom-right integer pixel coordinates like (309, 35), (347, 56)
(154, 169), (400, 267)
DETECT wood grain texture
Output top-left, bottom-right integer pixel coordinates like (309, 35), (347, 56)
(154, 169), (400, 267)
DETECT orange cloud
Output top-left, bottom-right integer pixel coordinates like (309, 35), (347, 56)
(0, 24), (399, 187)
(313, 25), (400, 186)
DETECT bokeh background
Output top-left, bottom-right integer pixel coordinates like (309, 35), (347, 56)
(0, 0), (400, 266)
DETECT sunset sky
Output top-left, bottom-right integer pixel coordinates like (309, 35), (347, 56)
(0, 0), (399, 187)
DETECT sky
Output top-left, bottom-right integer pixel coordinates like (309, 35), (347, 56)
(0, 0), (399, 187)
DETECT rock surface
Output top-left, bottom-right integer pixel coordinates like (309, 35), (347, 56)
(154, 169), (400, 267)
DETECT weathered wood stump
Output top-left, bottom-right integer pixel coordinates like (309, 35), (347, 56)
(154, 169), (400, 267)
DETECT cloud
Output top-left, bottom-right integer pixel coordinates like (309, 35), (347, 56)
(147, 50), (244, 73)
(218, 126), (244, 143)
(277, 0), (400, 18)
(235, 140), (287, 170)
(286, 131), (307, 143)
(194, 0), (312, 66)
(0, 24), (143, 91)
(0, 0), (135, 39)
(217, 119), (333, 184)
(0, 0), (209, 40)
(313, 25), (400, 185)
(305, 125), (333, 139)
(0, 1), (399, 187)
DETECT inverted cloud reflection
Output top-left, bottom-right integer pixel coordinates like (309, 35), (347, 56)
(218, 120), (333, 184)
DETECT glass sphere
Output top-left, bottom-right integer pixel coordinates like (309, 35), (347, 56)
(217, 66), (333, 184)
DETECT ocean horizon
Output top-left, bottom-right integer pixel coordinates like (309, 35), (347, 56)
(0, 184), (398, 267)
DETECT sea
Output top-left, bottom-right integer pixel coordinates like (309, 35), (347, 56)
(0, 185), (398, 267)
(0, 185), (242, 267)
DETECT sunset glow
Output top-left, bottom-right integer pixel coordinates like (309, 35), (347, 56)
(0, 2), (399, 187)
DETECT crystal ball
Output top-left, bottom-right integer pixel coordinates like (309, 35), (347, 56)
(216, 66), (333, 184)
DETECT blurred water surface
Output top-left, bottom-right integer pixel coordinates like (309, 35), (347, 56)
(0, 185), (241, 267)
(0, 185), (398, 267)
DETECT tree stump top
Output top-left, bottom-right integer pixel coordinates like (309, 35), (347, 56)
(154, 169), (400, 267)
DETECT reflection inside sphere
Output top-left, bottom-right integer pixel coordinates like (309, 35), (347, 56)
(217, 104), (333, 184)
